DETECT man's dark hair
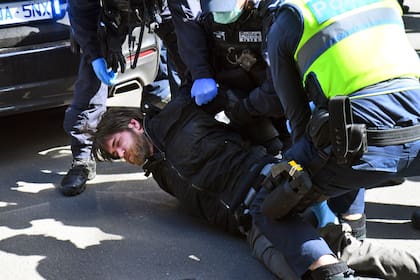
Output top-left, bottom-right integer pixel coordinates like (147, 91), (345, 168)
(92, 107), (144, 162)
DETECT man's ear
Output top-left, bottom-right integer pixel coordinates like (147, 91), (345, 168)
(128, 119), (144, 132)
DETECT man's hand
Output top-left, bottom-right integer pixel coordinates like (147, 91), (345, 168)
(91, 57), (116, 86)
(227, 99), (255, 125)
(191, 78), (218, 106)
(224, 89), (254, 124)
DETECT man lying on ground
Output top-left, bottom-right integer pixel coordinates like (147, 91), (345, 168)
(92, 92), (420, 280)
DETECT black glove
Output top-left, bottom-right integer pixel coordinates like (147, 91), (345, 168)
(226, 99), (255, 125)
(105, 32), (126, 73)
(98, 9), (128, 73)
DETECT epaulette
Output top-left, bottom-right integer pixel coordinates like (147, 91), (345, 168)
(141, 102), (162, 117)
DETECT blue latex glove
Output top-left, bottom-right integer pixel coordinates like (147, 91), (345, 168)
(311, 201), (338, 228)
(91, 57), (116, 86)
(191, 78), (218, 106)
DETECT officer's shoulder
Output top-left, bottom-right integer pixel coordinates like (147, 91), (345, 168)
(255, 0), (279, 15)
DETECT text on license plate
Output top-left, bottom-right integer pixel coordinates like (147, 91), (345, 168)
(0, 0), (53, 26)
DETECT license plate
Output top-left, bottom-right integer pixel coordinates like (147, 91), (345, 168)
(0, 0), (54, 26)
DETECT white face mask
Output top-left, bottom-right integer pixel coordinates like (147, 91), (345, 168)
(212, 6), (243, 24)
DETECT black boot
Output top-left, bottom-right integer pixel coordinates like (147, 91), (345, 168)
(309, 261), (380, 279)
(339, 214), (366, 240)
(60, 158), (96, 196)
(376, 177), (405, 187)
(310, 261), (355, 279)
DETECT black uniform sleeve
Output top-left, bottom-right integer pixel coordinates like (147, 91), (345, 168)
(68, 0), (102, 63)
(243, 68), (284, 118)
(267, 8), (311, 143)
(167, 0), (213, 80)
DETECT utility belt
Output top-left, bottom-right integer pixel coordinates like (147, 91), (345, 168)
(308, 95), (420, 165)
(233, 156), (323, 233)
(234, 158), (327, 226)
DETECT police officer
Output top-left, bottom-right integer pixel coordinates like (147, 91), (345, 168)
(171, 0), (366, 278)
(181, 0), (368, 237)
(134, 0), (190, 99)
(61, 0), (188, 196)
(263, 0), (420, 220)
(60, 0), (115, 196)
(171, 0), (287, 155)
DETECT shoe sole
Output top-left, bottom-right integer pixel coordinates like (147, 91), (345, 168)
(59, 184), (87, 197)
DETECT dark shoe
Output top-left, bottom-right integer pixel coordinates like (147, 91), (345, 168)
(319, 224), (416, 279)
(339, 214), (366, 240)
(309, 261), (354, 279)
(327, 272), (380, 279)
(376, 177), (405, 187)
(309, 261), (381, 279)
(318, 223), (355, 258)
(60, 159), (96, 196)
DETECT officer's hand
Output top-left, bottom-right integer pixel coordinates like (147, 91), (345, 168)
(98, 8), (128, 74)
(191, 78), (218, 106)
(98, 20), (127, 74)
(91, 57), (117, 86)
(105, 31), (127, 73)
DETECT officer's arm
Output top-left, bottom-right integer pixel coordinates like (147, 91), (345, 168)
(242, 69), (284, 118)
(68, 0), (102, 63)
(267, 9), (311, 143)
(167, 0), (213, 80)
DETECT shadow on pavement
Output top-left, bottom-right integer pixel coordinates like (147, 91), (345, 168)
(365, 202), (420, 239)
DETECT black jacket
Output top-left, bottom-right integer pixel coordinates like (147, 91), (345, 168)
(142, 93), (274, 234)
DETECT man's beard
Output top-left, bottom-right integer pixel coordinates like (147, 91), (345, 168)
(126, 131), (151, 166)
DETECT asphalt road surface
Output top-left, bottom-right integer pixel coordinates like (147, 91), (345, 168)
(1, 1), (420, 279)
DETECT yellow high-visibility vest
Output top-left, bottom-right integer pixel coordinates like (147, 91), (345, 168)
(280, 0), (420, 98)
